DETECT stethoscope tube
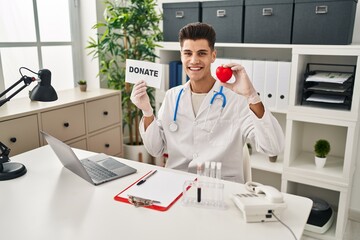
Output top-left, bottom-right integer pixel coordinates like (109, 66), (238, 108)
(169, 86), (226, 132)
(169, 88), (184, 132)
(211, 86), (226, 108)
(173, 88), (184, 122)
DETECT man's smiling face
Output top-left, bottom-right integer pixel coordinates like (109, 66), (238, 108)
(180, 39), (216, 83)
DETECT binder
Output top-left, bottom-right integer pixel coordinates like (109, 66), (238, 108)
(252, 60), (266, 99)
(240, 59), (254, 84)
(276, 61), (291, 110)
(169, 61), (182, 88)
(176, 62), (183, 86)
(264, 61), (278, 109)
(114, 169), (196, 211)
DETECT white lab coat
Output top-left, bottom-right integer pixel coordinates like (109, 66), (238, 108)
(140, 81), (284, 183)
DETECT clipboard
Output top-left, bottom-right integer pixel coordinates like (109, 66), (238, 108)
(114, 169), (196, 211)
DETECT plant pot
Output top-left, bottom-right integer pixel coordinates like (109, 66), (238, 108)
(79, 84), (87, 92)
(315, 156), (326, 168)
(123, 143), (153, 164)
(269, 155), (277, 162)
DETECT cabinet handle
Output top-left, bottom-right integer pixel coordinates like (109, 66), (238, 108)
(267, 93), (272, 98)
(105, 143), (110, 148)
(216, 10), (226, 18)
(10, 137), (17, 143)
(262, 8), (273, 16)
(315, 5), (328, 14)
(103, 111), (108, 116)
(280, 95), (285, 100)
(63, 122), (70, 128)
(175, 11), (184, 19)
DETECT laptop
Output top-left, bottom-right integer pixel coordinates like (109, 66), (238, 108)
(41, 131), (137, 185)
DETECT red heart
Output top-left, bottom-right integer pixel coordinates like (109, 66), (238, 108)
(216, 66), (232, 82)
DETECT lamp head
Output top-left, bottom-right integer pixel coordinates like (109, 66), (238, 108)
(29, 69), (58, 101)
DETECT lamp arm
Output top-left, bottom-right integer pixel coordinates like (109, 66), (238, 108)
(0, 76), (34, 107)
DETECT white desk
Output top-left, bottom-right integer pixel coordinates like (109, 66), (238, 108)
(0, 146), (312, 240)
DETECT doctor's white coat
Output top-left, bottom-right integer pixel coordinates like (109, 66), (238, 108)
(140, 81), (284, 183)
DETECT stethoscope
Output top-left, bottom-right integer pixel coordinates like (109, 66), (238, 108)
(169, 86), (227, 132)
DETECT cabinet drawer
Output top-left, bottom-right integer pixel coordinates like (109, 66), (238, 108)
(41, 104), (86, 142)
(0, 115), (40, 156)
(87, 95), (121, 133)
(69, 138), (87, 150)
(88, 126), (122, 156)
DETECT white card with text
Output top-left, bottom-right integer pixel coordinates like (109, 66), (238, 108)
(125, 59), (163, 89)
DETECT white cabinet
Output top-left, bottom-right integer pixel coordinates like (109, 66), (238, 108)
(156, 42), (360, 239)
(88, 126), (122, 156)
(0, 88), (123, 157)
(86, 95), (121, 133)
(0, 115), (40, 156)
(282, 46), (360, 240)
(41, 104), (86, 141)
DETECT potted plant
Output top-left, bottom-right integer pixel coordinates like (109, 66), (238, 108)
(87, 0), (162, 162)
(77, 80), (87, 92)
(314, 139), (331, 168)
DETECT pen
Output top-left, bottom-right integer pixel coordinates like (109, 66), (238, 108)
(137, 170), (157, 185)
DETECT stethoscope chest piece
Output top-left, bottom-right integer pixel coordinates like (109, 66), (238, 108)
(169, 121), (178, 132)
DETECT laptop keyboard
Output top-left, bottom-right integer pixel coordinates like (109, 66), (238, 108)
(81, 159), (117, 181)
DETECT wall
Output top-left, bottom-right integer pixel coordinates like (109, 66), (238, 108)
(79, 0), (100, 90)
(89, 0), (360, 218)
(352, 4), (360, 44)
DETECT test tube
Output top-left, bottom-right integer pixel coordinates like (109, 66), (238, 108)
(216, 182), (224, 208)
(210, 162), (216, 178)
(216, 162), (222, 180)
(204, 161), (210, 177)
(197, 162), (202, 176)
(196, 163), (202, 203)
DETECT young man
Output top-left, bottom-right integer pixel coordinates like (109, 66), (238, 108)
(130, 22), (284, 183)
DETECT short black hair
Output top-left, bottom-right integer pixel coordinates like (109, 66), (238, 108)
(179, 22), (216, 50)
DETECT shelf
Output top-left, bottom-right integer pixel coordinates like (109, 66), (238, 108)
(158, 42), (360, 52)
(288, 105), (359, 122)
(158, 41), (294, 50)
(250, 152), (283, 174)
(284, 179), (342, 240)
(293, 45), (360, 56)
(268, 108), (288, 114)
(286, 152), (347, 188)
(157, 41), (293, 61)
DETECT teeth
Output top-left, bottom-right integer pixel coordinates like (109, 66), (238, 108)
(189, 67), (201, 71)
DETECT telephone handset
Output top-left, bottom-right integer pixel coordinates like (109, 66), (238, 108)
(232, 182), (287, 222)
(245, 182), (284, 203)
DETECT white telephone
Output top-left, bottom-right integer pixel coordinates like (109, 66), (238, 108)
(232, 182), (287, 223)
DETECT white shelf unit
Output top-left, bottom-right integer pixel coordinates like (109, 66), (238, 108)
(157, 42), (360, 240)
(283, 46), (360, 240)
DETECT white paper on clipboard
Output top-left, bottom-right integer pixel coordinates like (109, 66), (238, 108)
(117, 170), (196, 208)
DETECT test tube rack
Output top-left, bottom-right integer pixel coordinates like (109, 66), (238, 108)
(182, 180), (226, 210)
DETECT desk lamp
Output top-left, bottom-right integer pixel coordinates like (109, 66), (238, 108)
(0, 67), (58, 181)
